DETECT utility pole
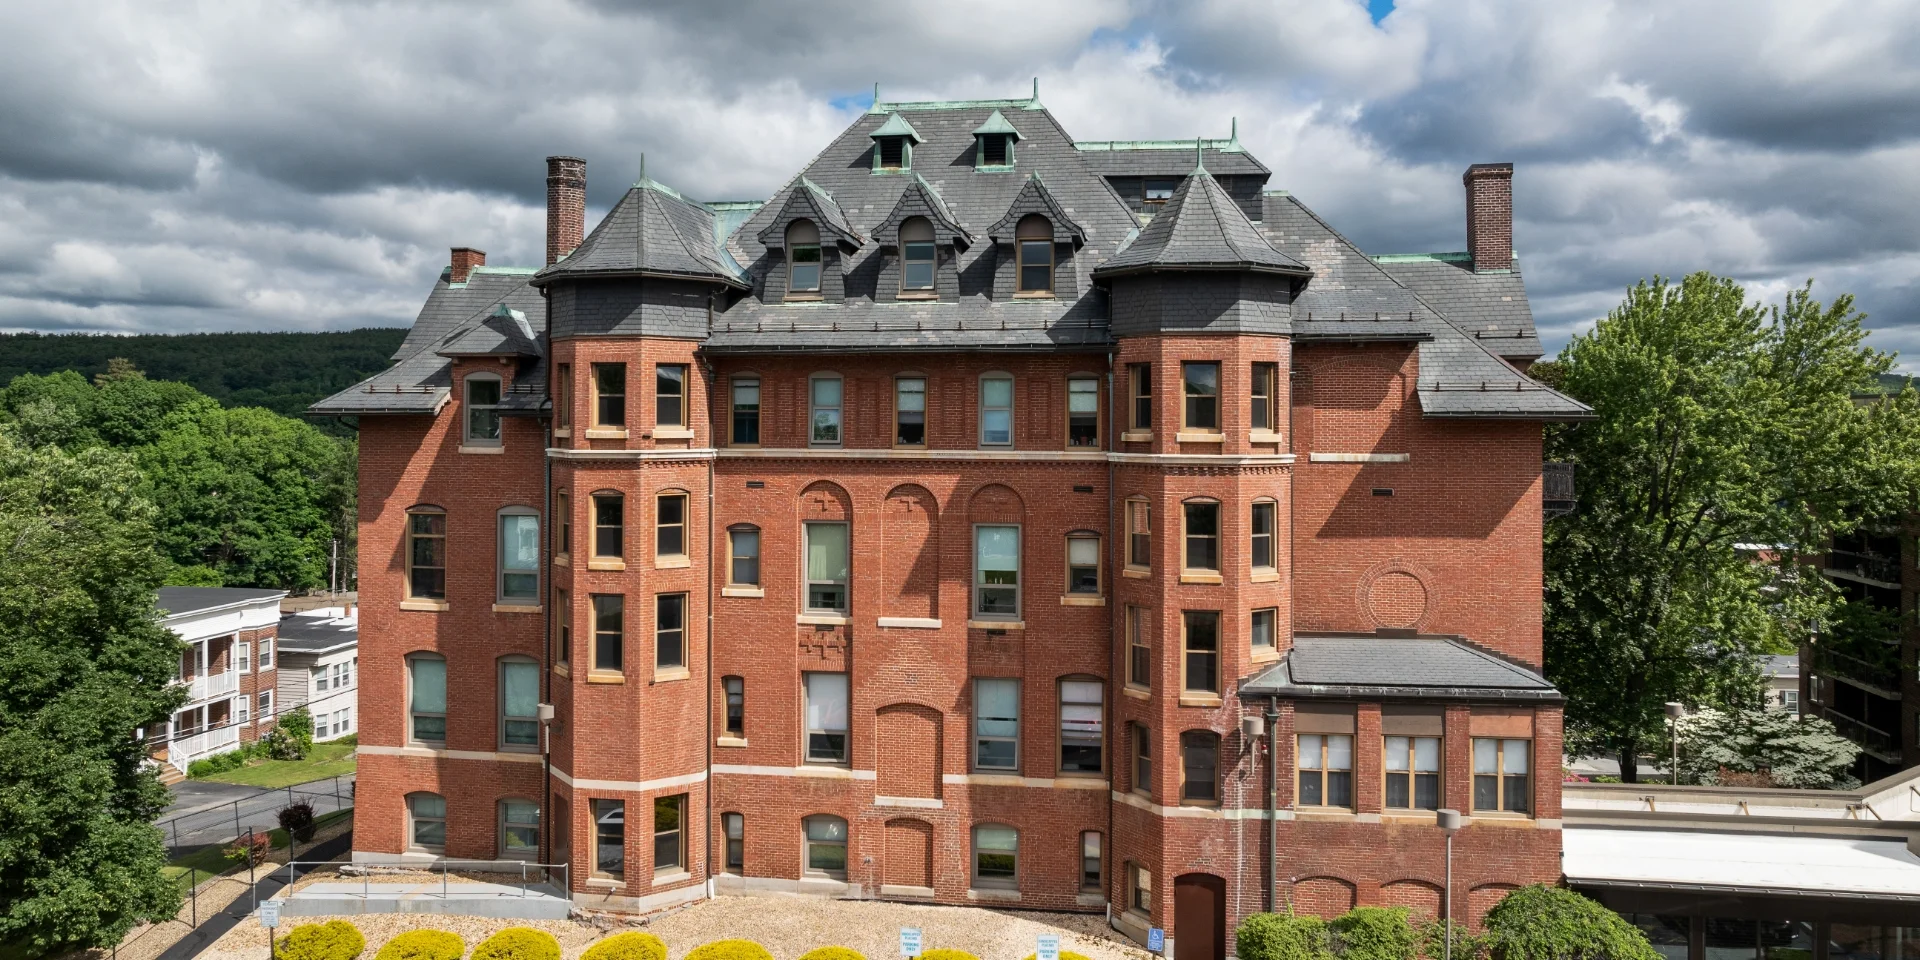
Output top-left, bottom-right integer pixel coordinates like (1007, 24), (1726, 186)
(329, 539), (339, 596)
(1664, 702), (1686, 785)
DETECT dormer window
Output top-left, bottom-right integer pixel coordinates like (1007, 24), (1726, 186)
(878, 137), (907, 170)
(981, 135), (1011, 166)
(900, 217), (935, 293)
(868, 113), (923, 173)
(787, 220), (822, 294)
(1015, 215), (1054, 295)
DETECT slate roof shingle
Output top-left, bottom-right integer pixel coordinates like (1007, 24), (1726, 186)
(1094, 166), (1307, 278)
(533, 180), (747, 288)
(1375, 254), (1543, 361)
(1239, 633), (1561, 701)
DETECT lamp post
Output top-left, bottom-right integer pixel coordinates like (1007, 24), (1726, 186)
(1436, 808), (1461, 960)
(1664, 702), (1686, 785)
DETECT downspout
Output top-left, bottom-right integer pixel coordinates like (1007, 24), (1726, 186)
(702, 350), (717, 897)
(1105, 346), (1118, 921)
(541, 391), (554, 871)
(1266, 695), (1279, 913)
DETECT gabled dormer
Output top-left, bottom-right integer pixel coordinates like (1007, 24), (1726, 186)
(755, 177), (864, 303)
(972, 110), (1022, 171)
(868, 113), (924, 173)
(872, 174), (973, 302)
(986, 174), (1086, 300)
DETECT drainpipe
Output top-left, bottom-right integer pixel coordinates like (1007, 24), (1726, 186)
(702, 352), (717, 896)
(1266, 695), (1279, 913)
(541, 396), (554, 871)
(1105, 346), (1118, 919)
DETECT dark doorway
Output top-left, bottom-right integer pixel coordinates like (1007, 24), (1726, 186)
(1175, 874), (1226, 960)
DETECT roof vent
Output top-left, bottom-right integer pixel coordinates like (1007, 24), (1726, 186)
(869, 113), (923, 173)
(973, 110), (1022, 170)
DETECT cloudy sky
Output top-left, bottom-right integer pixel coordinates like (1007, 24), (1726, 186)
(3, 0), (1917, 362)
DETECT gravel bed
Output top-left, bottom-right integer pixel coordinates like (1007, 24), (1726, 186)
(200, 896), (1152, 960)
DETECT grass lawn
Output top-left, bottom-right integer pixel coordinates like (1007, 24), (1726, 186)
(164, 808), (355, 890)
(196, 740), (356, 789)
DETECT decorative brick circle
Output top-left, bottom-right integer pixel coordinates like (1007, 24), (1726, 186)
(1356, 559), (1436, 630)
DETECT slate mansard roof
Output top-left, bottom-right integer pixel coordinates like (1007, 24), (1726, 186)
(314, 91), (1587, 421)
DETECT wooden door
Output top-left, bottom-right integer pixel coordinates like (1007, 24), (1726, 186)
(1175, 874), (1225, 960)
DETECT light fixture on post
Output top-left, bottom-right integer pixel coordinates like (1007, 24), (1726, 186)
(1436, 808), (1462, 960)
(1664, 702), (1686, 785)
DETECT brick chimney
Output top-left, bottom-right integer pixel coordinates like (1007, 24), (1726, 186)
(449, 247), (486, 284)
(1463, 162), (1514, 272)
(546, 155), (587, 266)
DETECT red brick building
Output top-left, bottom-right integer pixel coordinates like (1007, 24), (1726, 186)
(150, 587), (285, 780)
(316, 91), (1589, 960)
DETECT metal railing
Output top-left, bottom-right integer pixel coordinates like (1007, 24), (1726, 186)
(166, 724), (241, 769)
(1820, 708), (1902, 761)
(279, 858), (570, 901)
(158, 773), (354, 860)
(1813, 645), (1903, 699)
(1825, 548), (1902, 585)
(182, 668), (240, 702)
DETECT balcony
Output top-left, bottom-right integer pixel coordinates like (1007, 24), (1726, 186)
(1820, 707), (1901, 764)
(1824, 548), (1901, 586)
(1543, 462), (1575, 518)
(178, 668), (239, 703)
(163, 723), (240, 772)
(1812, 645), (1902, 699)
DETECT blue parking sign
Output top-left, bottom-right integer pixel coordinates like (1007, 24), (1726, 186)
(1147, 928), (1166, 954)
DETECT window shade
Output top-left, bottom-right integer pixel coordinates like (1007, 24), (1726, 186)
(503, 661), (538, 718)
(806, 524), (849, 581)
(411, 658), (446, 713)
(806, 674), (848, 731)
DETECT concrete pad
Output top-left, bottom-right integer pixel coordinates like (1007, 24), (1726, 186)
(278, 881), (572, 919)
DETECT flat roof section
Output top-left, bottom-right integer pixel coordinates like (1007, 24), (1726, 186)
(1564, 827), (1920, 903)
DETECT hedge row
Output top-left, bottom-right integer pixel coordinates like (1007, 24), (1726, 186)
(1236, 886), (1660, 960)
(266, 925), (904, 960)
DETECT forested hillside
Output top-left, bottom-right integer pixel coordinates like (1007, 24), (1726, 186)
(0, 329), (406, 427)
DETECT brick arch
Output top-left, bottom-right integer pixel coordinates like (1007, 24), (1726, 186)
(1306, 355), (1411, 453)
(1469, 883), (1520, 926)
(874, 702), (942, 800)
(1380, 879), (1444, 921)
(1292, 875), (1357, 918)
(1356, 557), (1437, 631)
(967, 482), (1024, 523)
(883, 484), (940, 619)
(800, 480), (852, 521)
(883, 817), (934, 890)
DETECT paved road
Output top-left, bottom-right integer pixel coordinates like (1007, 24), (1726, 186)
(161, 775), (356, 857)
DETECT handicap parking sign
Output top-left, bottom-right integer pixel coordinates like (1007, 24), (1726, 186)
(1147, 928), (1165, 954)
(1037, 935), (1060, 960)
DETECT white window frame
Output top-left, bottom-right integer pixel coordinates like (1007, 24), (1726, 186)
(804, 672), (850, 765)
(973, 524), (1021, 619)
(464, 373), (503, 447)
(237, 639), (251, 674)
(257, 638), (274, 671)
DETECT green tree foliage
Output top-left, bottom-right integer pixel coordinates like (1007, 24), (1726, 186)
(0, 329), (406, 437)
(0, 431), (185, 957)
(1674, 707), (1861, 788)
(1543, 274), (1920, 780)
(1237, 912), (1336, 960)
(0, 365), (356, 590)
(1480, 885), (1658, 960)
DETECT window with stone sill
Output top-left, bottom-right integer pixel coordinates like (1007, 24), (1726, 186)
(499, 656), (539, 750)
(555, 362), (572, 431)
(406, 508), (447, 601)
(408, 792), (446, 852)
(1299, 733), (1355, 808)
(1067, 376), (1100, 447)
(1183, 500), (1220, 573)
(1473, 737), (1531, 814)
(974, 677), (1019, 772)
(894, 376), (927, 446)
(408, 653), (446, 744)
(590, 594), (623, 673)
(728, 525), (760, 587)
(1182, 361), (1220, 432)
(655, 593), (686, 671)
(979, 375), (1014, 447)
(1127, 606), (1151, 688)
(1385, 735), (1441, 811)
(655, 492), (687, 559)
(655, 364), (686, 428)
(591, 493), (623, 560)
(1182, 611), (1220, 696)
(803, 815), (848, 879)
(1129, 363), (1152, 431)
(1251, 362), (1278, 432)
(973, 524), (1021, 618)
(464, 375), (502, 446)
(723, 676), (744, 737)
(810, 375), (843, 446)
(500, 798), (539, 861)
(1181, 730), (1220, 804)
(497, 508), (539, 605)
(1059, 678), (1103, 774)
(1065, 532), (1101, 595)
(973, 824), (1018, 890)
(591, 362), (625, 428)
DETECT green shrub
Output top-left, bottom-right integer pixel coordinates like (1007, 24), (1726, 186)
(1331, 907), (1419, 960)
(275, 920), (366, 960)
(1419, 917), (1488, 960)
(188, 741), (267, 777)
(1238, 912), (1334, 960)
(684, 941), (774, 960)
(917, 952), (978, 960)
(583, 932), (668, 960)
(375, 930), (465, 960)
(471, 928), (560, 960)
(798, 949), (866, 960)
(1480, 885), (1658, 960)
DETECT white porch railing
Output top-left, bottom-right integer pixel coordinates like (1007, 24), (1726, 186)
(182, 669), (238, 703)
(167, 724), (240, 771)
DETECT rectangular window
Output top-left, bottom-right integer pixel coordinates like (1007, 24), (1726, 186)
(982, 134), (1009, 166)
(554, 588), (571, 668)
(731, 376), (760, 445)
(790, 244), (822, 293)
(1298, 734), (1355, 808)
(722, 812), (744, 872)
(312, 666), (328, 693)
(1018, 240), (1052, 293)
(236, 696), (250, 723)
(903, 241), (936, 290)
(655, 364), (686, 427)
(501, 659), (539, 749)
(729, 528), (760, 586)
(656, 493), (686, 558)
(407, 511), (447, 600)
(1080, 832), (1102, 892)
(258, 690), (272, 717)
(556, 363), (572, 430)
(1059, 680), (1103, 774)
(895, 377), (926, 446)
(1129, 363), (1152, 430)
(805, 672), (849, 763)
(1131, 722), (1152, 794)
(1181, 731), (1219, 803)
(1251, 501), (1275, 571)
(974, 677), (1020, 771)
(1182, 361), (1220, 431)
(556, 491), (570, 557)
(980, 376), (1013, 446)
(804, 522), (850, 612)
(810, 376), (842, 446)
(410, 656), (446, 743)
(1385, 736), (1441, 810)
(723, 677), (744, 736)
(1130, 864), (1152, 914)
(410, 794), (447, 851)
(653, 795), (685, 874)
(974, 525), (1020, 618)
(237, 641), (251, 675)
(1067, 376), (1099, 447)
(592, 363), (626, 428)
(1144, 177), (1178, 206)
(1183, 501), (1220, 573)
(1066, 534), (1100, 595)
(593, 799), (625, 879)
(1251, 362), (1277, 431)
(502, 799), (539, 861)
(1473, 738), (1531, 814)
(258, 639), (273, 671)
(804, 816), (847, 877)
(1126, 500), (1151, 569)
(499, 513), (540, 603)
(591, 594), (623, 672)
(1183, 611), (1220, 695)
(1127, 606), (1151, 688)
(1251, 608), (1276, 655)
(973, 825), (1018, 888)
(655, 594), (686, 671)
(593, 495), (623, 559)
(465, 377), (502, 445)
